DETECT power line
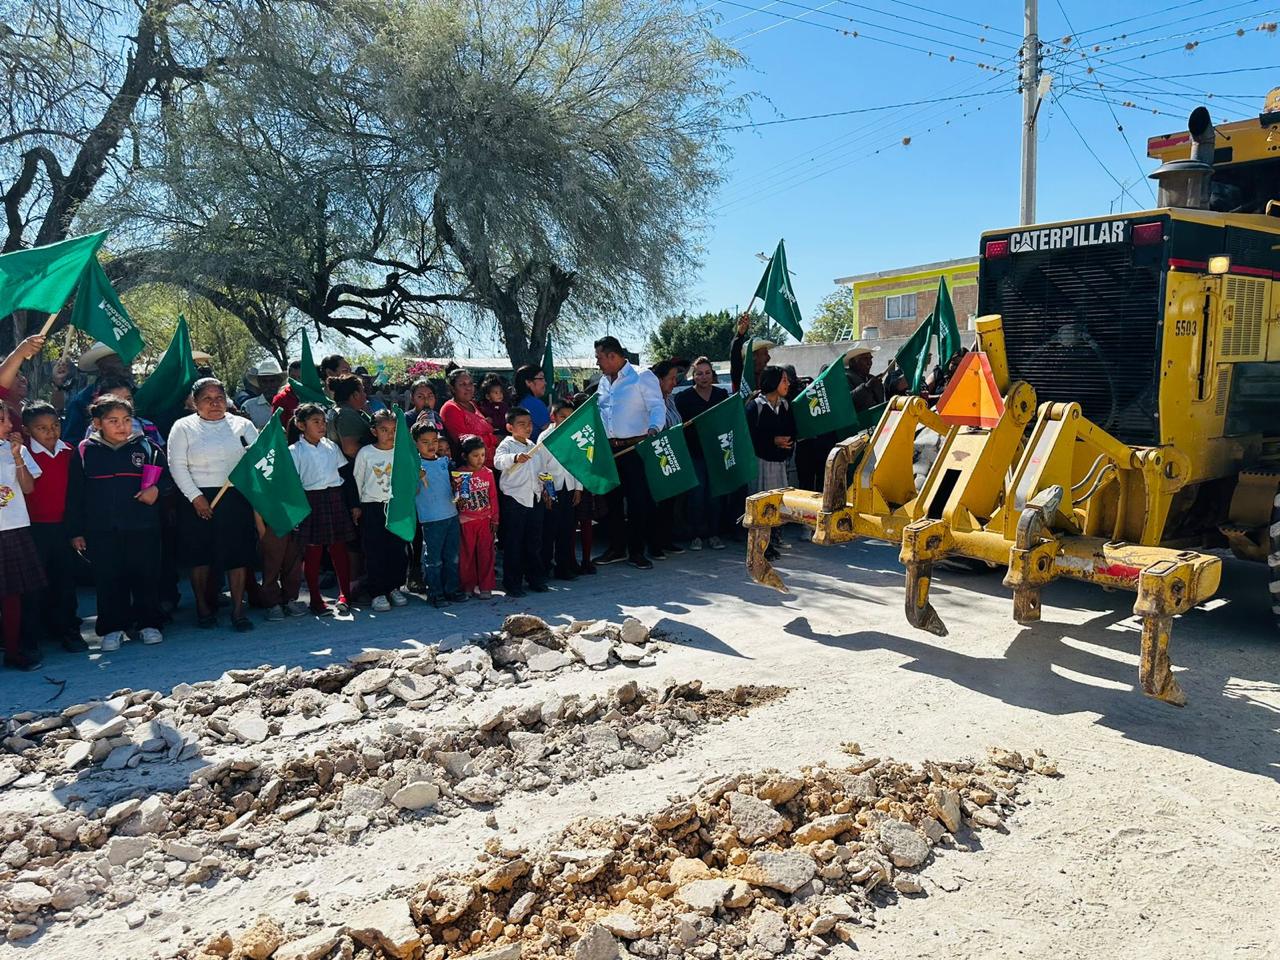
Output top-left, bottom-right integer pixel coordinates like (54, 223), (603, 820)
(1053, 0), (1157, 201)
(828, 0), (1021, 54)
(717, 90), (1008, 131)
(713, 0), (1013, 67)
(1077, 13), (1280, 68)
(1152, 65), (1280, 77)
(1067, 0), (1223, 42)
(1060, 0), (1271, 47)
(876, 0), (1022, 38)
(1050, 92), (1148, 207)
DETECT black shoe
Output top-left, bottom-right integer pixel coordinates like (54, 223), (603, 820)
(594, 549), (628, 565)
(529, 582), (550, 593)
(232, 616), (255, 633)
(663, 543), (686, 555)
(506, 588), (527, 598)
(447, 591), (469, 603)
(197, 613), (218, 629)
(554, 569), (578, 581)
(430, 596), (447, 608)
(577, 562), (598, 576)
(62, 633), (90, 652)
(628, 556), (654, 570)
(650, 548), (667, 561)
(4, 652), (42, 671)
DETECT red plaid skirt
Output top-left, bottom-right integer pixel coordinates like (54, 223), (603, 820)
(298, 486), (356, 546)
(0, 527), (46, 596)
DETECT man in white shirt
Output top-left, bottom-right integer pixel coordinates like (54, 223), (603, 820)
(242, 358), (286, 429)
(593, 336), (665, 569)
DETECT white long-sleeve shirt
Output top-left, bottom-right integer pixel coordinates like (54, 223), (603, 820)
(539, 422), (582, 493)
(494, 435), (548, 508)
(167, 414), (259, 503)
(597, 362), (665, 439)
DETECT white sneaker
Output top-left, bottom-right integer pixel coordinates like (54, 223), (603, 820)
(140, 628), (163, 645)
(285, 600), (310, 617)
(688, 537), (704, 551)
(265, 605), (286, 622)
(708, 536), (726, 550)
(100, 632), (123, 652)
(389, 589), (409, 607)
(372, 595), (392, 612)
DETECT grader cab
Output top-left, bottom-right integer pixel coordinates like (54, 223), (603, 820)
(745, 90), (1280, 706)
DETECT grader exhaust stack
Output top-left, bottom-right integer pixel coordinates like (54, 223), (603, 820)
(744, 316), (1222, 706)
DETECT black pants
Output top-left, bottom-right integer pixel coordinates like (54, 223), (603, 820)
(24, 521), (80, 644)
(88, 529), (161, 636)
(360, 501), (407, 597)
(606, 440), (655, 559)
(541, 487), (577, 576)
(501, 494), (545, 591)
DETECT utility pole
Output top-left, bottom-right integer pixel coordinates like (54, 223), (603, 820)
(1019, 0), (1040, 225)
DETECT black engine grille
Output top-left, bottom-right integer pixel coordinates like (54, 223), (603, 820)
(978, 245), (1162, 445)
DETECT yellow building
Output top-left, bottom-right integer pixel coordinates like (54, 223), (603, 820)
(835, 256), (978, 341)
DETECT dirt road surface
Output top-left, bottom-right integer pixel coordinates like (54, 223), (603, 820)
(1, 538), (1276, 959)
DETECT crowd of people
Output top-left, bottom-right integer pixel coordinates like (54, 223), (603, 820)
(0, 317), (936, 671)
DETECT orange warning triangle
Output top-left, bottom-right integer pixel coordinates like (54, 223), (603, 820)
(935, 351), (1005, 428)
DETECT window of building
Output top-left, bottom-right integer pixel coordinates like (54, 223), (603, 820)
(885, 293), (916, 321)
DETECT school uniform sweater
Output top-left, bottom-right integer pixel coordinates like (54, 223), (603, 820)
(66, 434), (171, 538)
(745, 395), (796, 463)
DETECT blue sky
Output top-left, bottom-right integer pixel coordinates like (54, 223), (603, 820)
(383, 1), (1278, 360)
(678, 0), (1279, 342)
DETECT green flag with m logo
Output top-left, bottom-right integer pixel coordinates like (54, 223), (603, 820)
(227, 410), (311, 536)
(793, 354), (859, 439)
(691, 396), (756, 496)
(635, 424), (699, 502)
(541, 394), (619, 495)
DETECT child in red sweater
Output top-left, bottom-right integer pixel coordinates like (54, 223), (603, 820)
(21, 402), (85, 652)
(0, 404), (44, 670)
(453, 434), (498, 598)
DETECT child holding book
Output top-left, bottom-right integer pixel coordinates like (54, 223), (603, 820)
(453, 434), (498, 598)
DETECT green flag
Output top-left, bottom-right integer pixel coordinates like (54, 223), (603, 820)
(752, 239), (803, 342)
(692, 395), (757, 496)
(793, 354), (858, 439)
(857, 401), (888, 431)
(541, 340), (554, 390)
(895, 275), (962, 393)
(0, 231), (108, 321)
(227, 410), (312, 537)
(134, 315), (199, 418)
(541, 394), (620, 495)
(635, 424), (700, 502)
(385, 405), (421, 542)
(299, 331), (327, 395)
(70, 260), (144, 363)
(288, 377), (333, 407)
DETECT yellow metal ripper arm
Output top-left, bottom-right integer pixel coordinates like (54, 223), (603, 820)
(744, 316), (1222, 705)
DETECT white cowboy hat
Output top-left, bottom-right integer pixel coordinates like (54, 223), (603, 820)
(191, 349), (213, 366)
(741, 338), (776, 360)
(76, 342), (120, 372)
(843, 346), (874, 362)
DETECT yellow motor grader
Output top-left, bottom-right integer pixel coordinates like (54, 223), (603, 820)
(745, 90), (1280, 706)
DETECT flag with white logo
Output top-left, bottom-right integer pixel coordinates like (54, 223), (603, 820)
(691, 395), (757, 496)
(752, 239), (803, 341)
(540, 394), (620, 494)
(227, 410), (310, 536)
(635, 424), (699, 502)
(793, 353), (858, 439)
(69, 259), (144, 363)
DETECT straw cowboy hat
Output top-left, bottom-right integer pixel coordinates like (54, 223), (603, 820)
(76, 342), (119, 372)
(741, 338), (776, 360)
(843, 346), (874, 363)
(192, 349), (213, 366)
(247, 357), (283, 388)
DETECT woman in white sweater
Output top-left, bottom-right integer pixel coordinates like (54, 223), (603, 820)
(167, 378), (259, 631)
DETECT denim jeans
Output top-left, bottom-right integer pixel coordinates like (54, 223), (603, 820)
(420, 517), (461, 598)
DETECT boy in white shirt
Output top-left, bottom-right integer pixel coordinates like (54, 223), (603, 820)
(353, 409), (410, 612)
(540, 399), (583, 580)
(493, 407), (549, 598)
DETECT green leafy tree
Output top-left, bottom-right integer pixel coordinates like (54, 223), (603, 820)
(381, 0), (743, 367)
(646, 309), (782, 361)
(806, 287), (858, 343)
(121, 284), (266, 388)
